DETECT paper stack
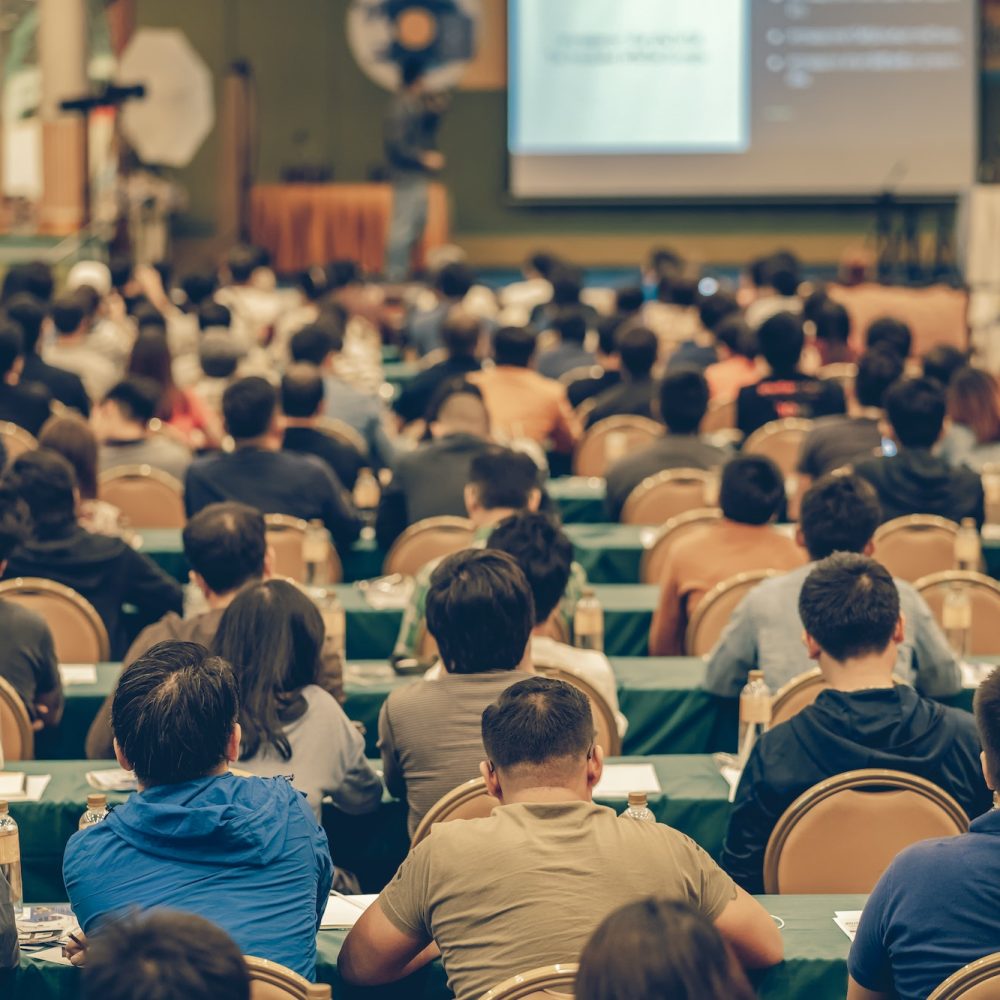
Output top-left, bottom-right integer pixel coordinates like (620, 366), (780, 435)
(86, 769), (137, 792)
(834, 911), (863, 941)
(321, 894), (378, 929)
(593, 763), (661, 798)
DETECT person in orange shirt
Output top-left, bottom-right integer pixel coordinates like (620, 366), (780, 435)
(704, 316), (760, 401)
(469, 326), (581, 453)
(649, 455), (806, 655)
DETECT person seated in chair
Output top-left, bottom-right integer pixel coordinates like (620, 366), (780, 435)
(585, 326), (659, 428)
(720, 552), (989, 895)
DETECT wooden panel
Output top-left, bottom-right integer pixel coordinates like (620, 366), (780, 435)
(461, 0), (507, 91)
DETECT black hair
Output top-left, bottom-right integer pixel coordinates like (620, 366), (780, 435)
(198, 301), (232, 331)
(112, 641), (239, 785)
(468, 445), (540, 511)
(290, 321), (342, 366)
(855, 348), (904, 409)
(757, 312), (805, 377)
(866, 317), (912, 360)
(885, 376), (946, 449)
(0, 320), (23, 378)
(552, 308), (588, 346)
(549, 266), (583, 306)
(974, 666), (1000, 790)
(436, 262), (476, 300)
(814, 301), (851, 344)
(108, 254), (133, 291)
(698, 292), (741, 334)
(4, 449), (77, 539)
(649, 247), (684, 280)
(281, 364), (325, 418)
(400, 54), (427, 88)
(615, 286), (645, 315)
(181, 272), (218, 307)
(662, 277), (698, 308)
(4, 294), (46, 353)
(923, 344), (968, 388)
(50, 294), (86, 336)
(182, 501), (266, 595)
(767, 250), (802, 297)
(596, 316), (623, 356)
(487, 512), (573, 624)
(802, 288), (830, 326)
(618, 326), (658, 379)
(714, 316), (757, 360)
(718, 455), (784, 525)
(441, 311), (481, 358)
(799, 474), (882, 560)
(222, 377), (277, 440)
(426, 549), (534, 675)
(327, 259), (361, 290)
(0, 481), (30, 562)
(226, 244), (259, 284)
(104, 377), (162, 425)
(493, 326), (536, 368)
(799, 553), (900, 661)
(482, 676), (593, 769)
(659, 369), (709, 434)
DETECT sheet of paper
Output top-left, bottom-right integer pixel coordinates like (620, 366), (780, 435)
(720, 765), (742, 803)
(321, 894), (378, 929)
(3, 775), (50, 802)
(85, 768), (137, 792)
(961, 661), (992, 689)
(0, 772), (25, 797)
(59, 663), (98, 685)
(27, 945), (73, 966)
(593, 763), (661, 798)
(834, 910), (863, 942)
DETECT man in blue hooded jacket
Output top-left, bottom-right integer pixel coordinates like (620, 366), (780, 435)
(63, 641), (333, 979)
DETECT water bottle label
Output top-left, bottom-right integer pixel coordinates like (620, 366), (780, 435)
(740, 695), (772, 724)
(0, 832), (19, 865)
(943, 605), (973, 630)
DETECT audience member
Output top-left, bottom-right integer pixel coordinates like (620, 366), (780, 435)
(866, 316), (912, 362)
(407, 261), (477, 357)
(346, 676), (783, 996)
(184, 377), (363, 548)
(604, 369), (727, 519)
(63, 641), (333, 979)
(379, 549), (536, 836)
(214, 243), (284, 348)
(3, 449), (181, 656)
(938, 366), (1000, 472)
(704, 316), (758, 400)
(0, 319), (51, 435)
(666, 291), (739, 372)
(499, 251), (558, 319)
(814, 299), (856, 366)
(44, 292), (118, 402)
(736, 312), (846, 436)
(744, 252), (803, 329)
(922, 343), (967, 388)
(214, 579), (381, 820)
(566, 315), (622, 407)
(721, 553), (989, 894)
(376, 381), (492, 548)
(649, 455), (805, 655)
(575, 899), (755, 1000)
(536, 308), (595, 380)
(585, 326), (658, 427)
(529, 265), (598, 336)
(855, 376), (984, 525)
(94, 377), (192, 481)
(847, 664), (1000, 1000)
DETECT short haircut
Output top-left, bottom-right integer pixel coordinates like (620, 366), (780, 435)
(487, 513), (573, 624)
(714, 316), (756, 360)
(0, 481), (29, 562)
(493, 326), (536, 368)
(799, 473), (882, 560)
(441, 310), (481, 358)
(974, 666), (1000, 788)
(550, 266), (583, 306)
(222, 377), (277, 439)
(111, 641), (239, 785)
(866, 317), (912, 360)
(0, 320), (23, 377)
(855, 348), (904, 409)
(798, 552), (900, 662)
(551, 308), (588, 346)
(767, 250), (802, 297)
(885, 376), (946, 449)
(814, 300), (850, 344)
(83, 911), (250, 1000)
(756, 313), (804, 376)
(425, 549), (534, 675)
(659, 369), (709, 434)
(615, 286), (645, 314)
(698, 292), (741, 334)
(618, 326), (658, 379)
(468, 445), (540, 511)
(4, 294), (46, 352)
(198, 301), (231, 331)
(527, 251), (560, 278)
(104, 376), (161, 425)
(436, 261), (476, 299)
(182, 502), (266, 595)
(596, 316), (622, 356)
(4, 449), (76, 538)
(924, 344), (968, 388)
(50, 293), (86, 335)
(290, 321), (342, 365)
(226, 244), (258, 284)
(281, 363), (324, 418)
(181, 271), (217, 307)
(482, 676), (594, 770)
(718, 455), (785, 525)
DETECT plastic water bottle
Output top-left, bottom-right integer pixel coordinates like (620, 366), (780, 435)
(943, 582), (972, 659)
(353, 468), (381, 510)
(79, 793), (110, 830)
(0, 801), (22, 915)
(620, 792), (656, 824)
(738, 670), (772, 768)
(955, 517), (981, 571)
(316, 588), (347, 661)
(303, 520), (331, 588)
(574, 588), (605, 652)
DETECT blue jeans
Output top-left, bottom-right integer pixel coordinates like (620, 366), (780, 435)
(386, 176), (429, 281)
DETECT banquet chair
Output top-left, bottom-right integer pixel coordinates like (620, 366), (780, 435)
(560, 364), (603, 388)
(98, 465), (186, 529)
(383, 515), (475, 578)
(685, 569), (780, 657)
(873, 514), (959, 583)
(742, 418), (814, 479)
(763, 769), (968, 894)
(816, 362), (858, 391)
(315, 415), (369, 458)
(914, 570), (1000, 656)
(264, 514), (344, 585)
(0, 422), (37, 466)
(928, 953), (1000, 1000)
(639, 507), (723, 585)
(245, 956), (330, 999)
(701, 396), (737, 434)
(620, 468), (718, 527)
(410, 777), (500, 847)
(0, 577), (109, 662)
(534, 664), (621, 756)
(480, 964), (579, 1000)
(0, 676), (34, 761)
(573, 415), (662, 478)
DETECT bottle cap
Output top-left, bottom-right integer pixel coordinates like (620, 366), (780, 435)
(962, 517), (977, 528)
(748, 669), (764, 681)
(0, 801), (6, 813)
(627, 791), (647, 808)
(87, 794), (107, 809)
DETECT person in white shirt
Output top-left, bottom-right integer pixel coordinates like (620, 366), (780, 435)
(45, 292), (119, 402)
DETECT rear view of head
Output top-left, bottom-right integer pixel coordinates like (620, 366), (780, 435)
(947, 367), (1000, 446)
(223, 377), (278, 441)
(551, 308), (588, 347)
(866, 317), (912, 361)
(112, 641), (238, 786)
(38, 414), (100, 501)
(974, 667), (1000, 792)
(429, 379), (490, 437)
(885, 377), (946, 449)
(465, 446), (541, 517)
(493, 326), (536, 368)
(814, 300), (851, 346)
(442, 309), (481, 359)
(756, 313), (805, 376)
(575, 898), (755, 1000)
(799, 474), (881, 560)
(698, 292), (741, 334)
(290, 321), (342, 366)
(854, 348), (903, 409)
(281, 363), (325, 419)
(0, 481), (29, 563)
(84, 911), (250, 1000)
(719, 455), (785, 525)
(4, 449), (77, 540)
(4, 293), (46, 353)
(50, 293), (86, 337)
(714, 316), (756, 361)
(226, 244), (259, 285)
(102, 376), (162, 430)
(618, 326), (658, 380)
(923, 344), (967, 388)
(426, 549), (535, 675)
(658, 369), (709, 434)
(182, 501), (266, 597)
(436, 261), (476, 301)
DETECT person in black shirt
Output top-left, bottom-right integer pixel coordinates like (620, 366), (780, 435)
(566, 316), (622, 409)
(0, 317), (51, 437)
(585, 326), (659, 428)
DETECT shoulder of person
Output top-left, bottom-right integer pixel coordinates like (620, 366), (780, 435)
(0, 596), (51, 638)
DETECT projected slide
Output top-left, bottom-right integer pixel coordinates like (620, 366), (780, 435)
(508, 0), (976, 200)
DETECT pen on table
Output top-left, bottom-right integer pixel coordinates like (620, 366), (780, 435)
(329, 889), (367, 910)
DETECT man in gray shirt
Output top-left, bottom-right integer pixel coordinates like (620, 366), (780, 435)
(704, 472), (961, 699)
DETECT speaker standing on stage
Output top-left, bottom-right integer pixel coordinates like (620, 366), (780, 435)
(384, 57), (447, 282)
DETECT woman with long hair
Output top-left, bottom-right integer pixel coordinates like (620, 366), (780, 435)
(212, 579), (382, 820)
(940, 366), (1000, 472)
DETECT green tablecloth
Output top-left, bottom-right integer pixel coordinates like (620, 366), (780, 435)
(547, 477), (606, 524)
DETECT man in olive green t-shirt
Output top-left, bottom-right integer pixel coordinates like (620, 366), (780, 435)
(341, 676), (784, 1000)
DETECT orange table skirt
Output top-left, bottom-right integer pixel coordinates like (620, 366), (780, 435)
(249, 182), (450, 275)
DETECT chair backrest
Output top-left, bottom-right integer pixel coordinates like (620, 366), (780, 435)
(685, 569), (780, 657)
(873, 514), (959, 583)
(769, 668), (829, 729)
(620, 468), (718, 527)
(742, 418), (815, 479)
(245, 956), (315, 1000)
(0, 422), (37, 466)
(383, 516), (475, 578)
(639, 507), (723, 585)
(914, 570), (1000, 656)
(534, 664), (621, 756)
(263, 514), (344, 585)
(410, 776), (500, 847)
(573, 415), (663, 478)
(816, 362), (858, 390)
(701, 396), (737, 434)
(928, 953), (1000, 1000)
(763, 769), (969, 894)
(559, 364), (603, 388)
(314, 415), (369, 458)
(480, 964), (579, 1000)
(0, 577), (109, 662)
(0, 676), (33, 761)
(98, 465), (186, 529)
